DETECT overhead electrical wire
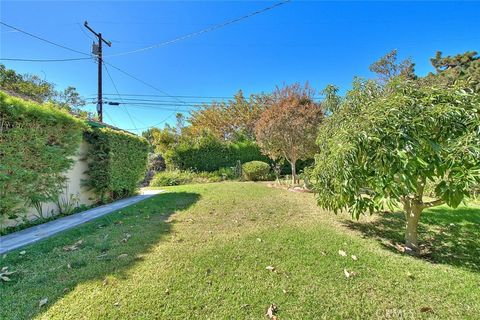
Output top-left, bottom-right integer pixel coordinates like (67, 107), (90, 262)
(0, 57), (91, 62)
(103, 0), (290, 58)
(103, 62), (140, 133)
(103, 60), (189, 130)
(0, 1), (290, 130)
(0, 21), (91, 56)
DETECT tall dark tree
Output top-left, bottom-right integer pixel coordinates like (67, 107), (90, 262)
(427, 51), (480, 91)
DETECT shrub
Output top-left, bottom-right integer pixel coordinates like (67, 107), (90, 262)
(150, 167), (238, 187)
(150, 170), (194, 186)
(242, 161), (271, 181)
(0, 91), (85, 223)
(166, 134), (269, 172)
(85, 126), (149, 202)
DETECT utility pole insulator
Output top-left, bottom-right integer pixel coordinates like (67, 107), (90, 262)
(84, 21), (111, 123)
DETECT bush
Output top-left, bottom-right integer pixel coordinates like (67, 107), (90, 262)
(242, 161), (271, 181)
(150, 170), (194, 186)
(166, 134), (269, 172)
(85, 126), (149, 202)
(150, 167), (238, 187)
(0, 91), (85, 222)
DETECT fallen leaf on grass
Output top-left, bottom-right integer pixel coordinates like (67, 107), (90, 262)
(338, 250), (347, 257)
(0, 266), (15, 282)
(343, 269), (357, 278)
(266, 304), (279, 319)
(121, 233), (132, 243)
(420, 306), (433, 313)
(63, 240), (84, 251)
(39, 298), (48, 307)
(97, 252), (108, 259)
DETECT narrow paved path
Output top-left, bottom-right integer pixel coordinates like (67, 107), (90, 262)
(0, 190), (163, 254)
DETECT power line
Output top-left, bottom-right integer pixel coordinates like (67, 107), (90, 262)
(0, 21), (91, 56)
(93, 93), (242, 99)
(103, 0), (290, 58)
(103, 62), (140, 134)
(0, 57), (91, 62)
(90, 93), (324, 100)
(102, 60), (188, 130)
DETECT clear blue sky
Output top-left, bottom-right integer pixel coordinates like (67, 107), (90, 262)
(1, 1), (479, 134)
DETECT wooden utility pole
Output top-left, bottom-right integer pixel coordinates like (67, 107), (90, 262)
(84, 21), (111, 122)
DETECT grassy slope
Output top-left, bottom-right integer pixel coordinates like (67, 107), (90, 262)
(0, 182), (479, 319)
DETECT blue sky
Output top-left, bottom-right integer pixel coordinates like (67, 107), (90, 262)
(1, 1), (479, 134)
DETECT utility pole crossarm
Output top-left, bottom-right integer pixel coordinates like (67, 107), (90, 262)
(84, 21), (111, 122)
(84, 21), (112, 47)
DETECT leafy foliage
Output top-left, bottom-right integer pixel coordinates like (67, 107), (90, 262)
(311, 77), (480, 248)
(255, 82), (323, 184)
(150, 168), (236, 186)
(426, 51), (480, 92)
(189, 90), (269, 140)
(369, 49), (416, 83)
(0, 64), (88, 117)
(85, 126), (149, 202)
(242, 161), (271, 181)
(0, 91), (85, 223)
(166, 132), (269, 172)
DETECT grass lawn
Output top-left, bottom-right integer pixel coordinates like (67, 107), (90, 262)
(1, 182), (479, 319)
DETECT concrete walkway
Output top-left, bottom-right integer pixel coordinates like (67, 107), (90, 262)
(0, 189), (164, 254)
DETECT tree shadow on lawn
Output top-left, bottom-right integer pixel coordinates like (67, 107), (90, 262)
(343, 205), (480, 272)
(0, 191), (200, 320)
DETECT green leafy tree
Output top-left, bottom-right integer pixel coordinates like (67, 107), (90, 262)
(369, 49), (416, 84)
(255, 83), (323, 185)
(426, 51), (480, 91)
(321, 84), (341, 114)
(189, 90), (269, 140)
(0, 64), (88, 117)
(310, 78), (480, 251)
(151, 125), (177, 155)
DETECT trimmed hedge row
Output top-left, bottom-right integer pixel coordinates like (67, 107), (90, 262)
(0, 91), (85, 221)
(85, 126), (149, 202)
(166, 136), (270, 172)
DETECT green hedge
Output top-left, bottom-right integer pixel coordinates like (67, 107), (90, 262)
(166, 135), (269, 172)
(150, 168), (236, 187)
(0, 91), (85, 221)
(85, 126), (149, 202)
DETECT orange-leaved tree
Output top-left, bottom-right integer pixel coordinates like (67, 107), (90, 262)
(254, 83), (323, 184)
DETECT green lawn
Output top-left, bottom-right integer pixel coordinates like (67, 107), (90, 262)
(1, 182), (479, 319)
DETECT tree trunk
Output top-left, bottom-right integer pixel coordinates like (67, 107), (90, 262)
(404, 202), (423, 252)
(291, 161), (297, 185)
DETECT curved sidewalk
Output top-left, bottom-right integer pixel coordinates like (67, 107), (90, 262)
(0, 190), (163, 254)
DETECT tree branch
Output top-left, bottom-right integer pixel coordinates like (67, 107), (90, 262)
(421, 199), (444, 209)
